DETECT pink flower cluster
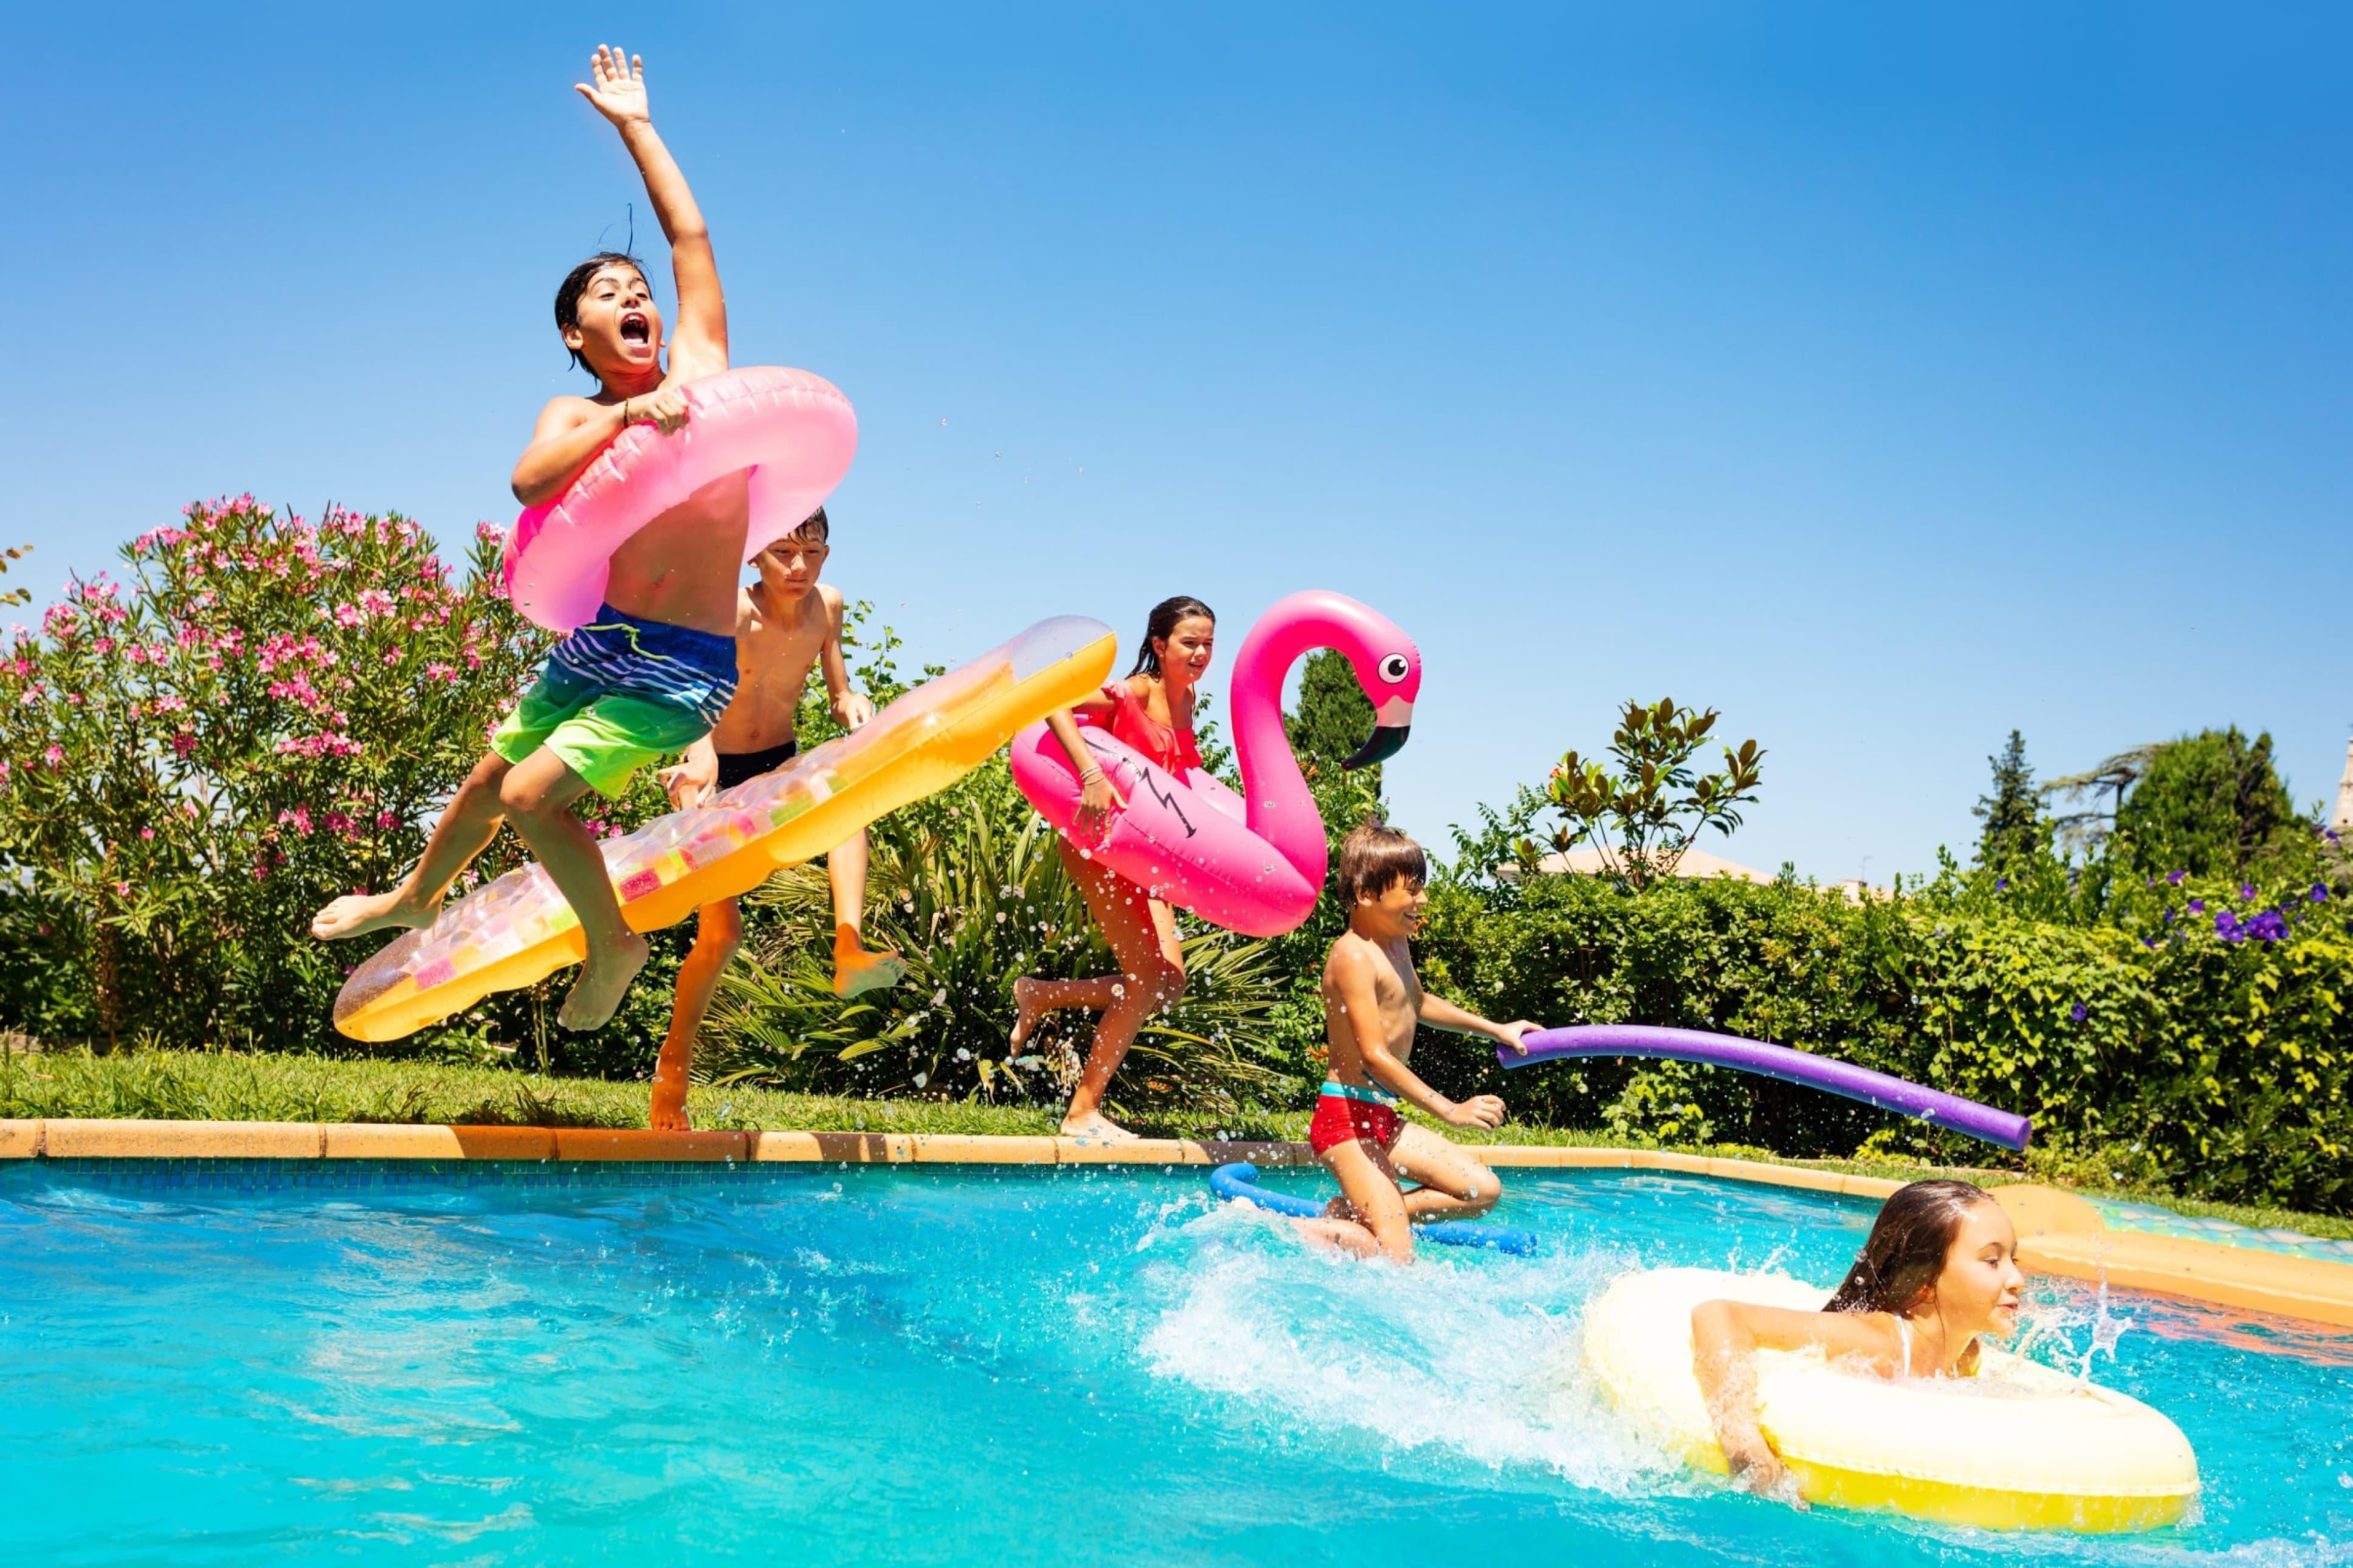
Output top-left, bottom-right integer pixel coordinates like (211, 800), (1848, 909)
(257, 632), (337, 675)
(275, 731), (363, 759)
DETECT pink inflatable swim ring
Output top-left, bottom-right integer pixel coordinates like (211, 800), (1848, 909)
(500, 366), (858, 632)
(1010, 590), (1421, 938)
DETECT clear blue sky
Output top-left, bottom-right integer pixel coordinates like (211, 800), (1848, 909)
(10, 4), (2348, 880)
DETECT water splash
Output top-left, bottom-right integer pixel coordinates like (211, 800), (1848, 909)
(1140, 1204), (1673, 1492)
(2014, 1274), (2138, 1381)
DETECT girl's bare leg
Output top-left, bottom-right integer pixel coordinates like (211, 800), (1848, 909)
(1006, 839), (1135, 1048)
(311, 754), (512, 939)
(1056, 845), (1183, 1138)
(652, 896), (743, 1131)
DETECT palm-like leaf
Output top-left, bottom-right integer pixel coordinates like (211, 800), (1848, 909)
(699, 760), (1295, 1123)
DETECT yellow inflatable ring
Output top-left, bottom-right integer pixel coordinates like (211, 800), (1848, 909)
(1582, 1267), (2199, 1532)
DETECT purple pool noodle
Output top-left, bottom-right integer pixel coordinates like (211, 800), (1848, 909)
(1497, 1024), (2031, 1152)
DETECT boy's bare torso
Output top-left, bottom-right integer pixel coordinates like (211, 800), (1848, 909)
(577, 329), (746, 638)
(709, 580), (839, 752)
(603, 471), (752, 635)
(1321, 930), (1423, 1085)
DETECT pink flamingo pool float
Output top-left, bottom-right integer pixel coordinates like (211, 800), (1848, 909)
(1009, 589), (1420, 937)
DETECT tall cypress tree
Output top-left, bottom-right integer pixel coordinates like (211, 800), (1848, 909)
(1285, 648), (1380, 795)
(1973, 729), (2047, 871)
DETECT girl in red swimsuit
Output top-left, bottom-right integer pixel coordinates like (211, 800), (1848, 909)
(1010, 596), (1214, 1141)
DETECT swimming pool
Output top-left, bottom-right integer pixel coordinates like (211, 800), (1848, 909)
(2, 1160), (2346, 1565)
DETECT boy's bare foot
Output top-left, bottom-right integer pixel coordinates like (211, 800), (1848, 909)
(832, 932), (908, 999)
(1059, 1109), (1140, 1142)
(309, 888), (439, 941)
(1008, 977), (1045, 1050)
(559, 932), (651, 1030)
(649, 1066), (692, 1132)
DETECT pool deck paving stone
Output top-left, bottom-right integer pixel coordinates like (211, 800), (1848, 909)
(3, 1118), (2346, 1332)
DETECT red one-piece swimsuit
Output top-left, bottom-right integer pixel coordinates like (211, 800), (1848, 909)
(1096, 681), (1202, 776)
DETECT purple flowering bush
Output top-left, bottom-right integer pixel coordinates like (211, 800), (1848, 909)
(0, 498), (547, 1047)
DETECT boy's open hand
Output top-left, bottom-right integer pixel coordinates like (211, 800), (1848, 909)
(576, 44), (652, 127)
(1493, 1019), (1540, 1056)
(1442, 1093), (1506, 1130)
(658, 752), (716, 810)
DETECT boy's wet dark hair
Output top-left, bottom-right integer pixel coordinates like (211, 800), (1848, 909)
(1128, 595), (1214, 678)
(1338, 820), (1427, 903)
(756, 508), (830, 557)
(1825, 1179), (1993, 1315)
(554, 252), (650, 375)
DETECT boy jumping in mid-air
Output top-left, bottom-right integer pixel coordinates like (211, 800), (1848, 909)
(646, 509), (906, 1130)
(1295, 822), (1539, 1262)
(311, 46), (748, 1031)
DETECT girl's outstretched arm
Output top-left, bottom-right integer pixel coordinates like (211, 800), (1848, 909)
(1689, 1299), (1898, 1499)
(576, 46), (728, 378)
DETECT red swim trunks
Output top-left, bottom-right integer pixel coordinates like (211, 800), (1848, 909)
(1309, 1091), (1404, 1156)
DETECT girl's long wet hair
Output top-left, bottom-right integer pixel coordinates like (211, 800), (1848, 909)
(1824, 1179), (1993, 1316)
(1129, 596), (1215, 678)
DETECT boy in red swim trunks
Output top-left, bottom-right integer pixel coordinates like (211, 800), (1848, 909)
(645, 507), (905, 1130)
(1297, 823), (1538, 1263)
(311, 47), (754, 1033)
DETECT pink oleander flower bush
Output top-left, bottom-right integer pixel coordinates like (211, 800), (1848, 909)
(0, 498), (548, 1047)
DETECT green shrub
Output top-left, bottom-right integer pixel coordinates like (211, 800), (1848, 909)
(1406, 868), (2353, 1213)
(0, 499), (548, 1050)
(700, 759), (1296, 1126)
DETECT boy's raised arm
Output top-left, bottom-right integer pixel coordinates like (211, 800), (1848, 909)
(576, 46), (727, 376)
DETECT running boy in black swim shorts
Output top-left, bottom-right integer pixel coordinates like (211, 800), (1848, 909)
(312, 46), (758, 1034)
(646, 508), (905, 1130)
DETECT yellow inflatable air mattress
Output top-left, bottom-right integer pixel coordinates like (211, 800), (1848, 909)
(334, 616), (1117, 1042)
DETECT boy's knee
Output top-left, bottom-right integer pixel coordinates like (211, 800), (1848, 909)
(1461, 1172), (1502, 1214)
(457, 756), (512, 813)
(495, 772), (546, 818)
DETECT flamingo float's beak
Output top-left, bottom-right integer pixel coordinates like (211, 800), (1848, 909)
(1343, 698), (1414, 771)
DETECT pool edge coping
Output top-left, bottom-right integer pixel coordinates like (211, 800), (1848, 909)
(5, 1118), (2348, 1331)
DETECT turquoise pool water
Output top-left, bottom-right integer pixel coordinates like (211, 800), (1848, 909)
(2, 1160), (2348, 1566)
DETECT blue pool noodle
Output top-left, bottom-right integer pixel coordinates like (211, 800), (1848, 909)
(1209, 1162), (1540, 1255)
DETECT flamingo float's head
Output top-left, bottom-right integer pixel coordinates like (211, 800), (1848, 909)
(1332, 603), (1422, 772)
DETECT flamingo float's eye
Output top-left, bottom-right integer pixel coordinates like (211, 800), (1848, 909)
(1376, 653), (1411, 684)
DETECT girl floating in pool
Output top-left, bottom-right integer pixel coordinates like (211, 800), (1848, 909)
(1690, 1179), (2027, 1500)
(1008, 596), (1213, 1141)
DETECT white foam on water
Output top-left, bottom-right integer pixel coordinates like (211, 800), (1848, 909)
(1140, 1203), (1679, 1494)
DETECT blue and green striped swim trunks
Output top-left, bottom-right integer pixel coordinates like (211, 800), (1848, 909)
(491, 605), (739, 798)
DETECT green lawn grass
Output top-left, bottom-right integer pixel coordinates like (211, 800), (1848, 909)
(4, 1042), (2348, 1242)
